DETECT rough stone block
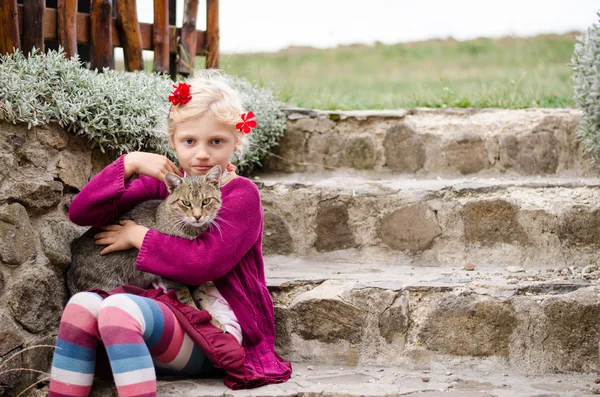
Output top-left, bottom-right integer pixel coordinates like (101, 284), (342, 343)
(464, 200), (527, 246)
(263, 212), (294, 255)
(57, 148), (93, 191)
(558, 206), (600, 247)
(6, 264), (67, 333)
(380, 204), (441, 253)
(541, 294), (600, 371)
(35, 124), (69, 149)
(291, 298), (365, 344)
(0, 153), (15, 181)
(315, 200), (356, 252)
(442, 136), (487, 174)
(332, 136), (377, 170)
(383, 123), (425, 172)
(417, 295), (516, 357)
(263, 125), (306, 172)
(378, 294), (410, 344)
(499, 131), (559, 174)
(0, 348), (22, 390)
(0, 311), (25, 356)
(511, 287), (600, 373)
(39, 221), (87, 270)
(23, 141), (60, 169)
(5, 170), (64, 210)
(0, 203), (36, 266)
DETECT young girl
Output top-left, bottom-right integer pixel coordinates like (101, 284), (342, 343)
(48, 70), (292, 396)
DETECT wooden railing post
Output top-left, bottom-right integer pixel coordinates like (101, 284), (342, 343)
(0, 0), (21, 55)
(57, 0), (77, 58)
(13, 0), (219, 73)
(205, 0), (219, 68)
(90, 0), (112, 69)
(115, 0), (143, 71)
(22, 0), (45, 53)
(153, 0), (169, 73)
(168, 0), (177, 78)
(177, 0), (198, 75)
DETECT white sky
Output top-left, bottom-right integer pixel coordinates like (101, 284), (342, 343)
(136, 0), (600, 54)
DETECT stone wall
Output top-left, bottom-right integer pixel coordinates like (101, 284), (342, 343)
(0, 121), (111, 395)
(0, 108), (597, 394)
(264, 108), (593, 177)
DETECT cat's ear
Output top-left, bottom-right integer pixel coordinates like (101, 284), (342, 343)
(164, 172), (184, 193)
(204, 165), (221, 188)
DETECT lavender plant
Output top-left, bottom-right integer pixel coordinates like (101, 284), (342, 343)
(572, 12), (600, 161)
(0, 49), (286, 174)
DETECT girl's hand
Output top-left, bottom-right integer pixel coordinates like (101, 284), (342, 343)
(94, 220), (149, 255)
(124, 152), (181, 181)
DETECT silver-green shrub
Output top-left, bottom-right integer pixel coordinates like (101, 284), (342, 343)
(230, 77), (286, 174)
(0, 49), (286, 174)
(572, 13), (600, 161)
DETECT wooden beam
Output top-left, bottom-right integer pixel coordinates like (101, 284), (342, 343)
(90, 0), (112, 69)
(177, 0), (198, 75)
(205, 0), (218, 68)
(57, 0), (77, 58)
(168, 0), (176, 78)
(0, 0), (21, 55)
(17, 5), (206, 54)
(114, 0), (143, 70)
(22, 0), (45, 53)
(153, 0), (169, 73)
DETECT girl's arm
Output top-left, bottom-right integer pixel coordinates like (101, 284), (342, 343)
(69, 155), (167, 228)
(136, 178), (262, 285)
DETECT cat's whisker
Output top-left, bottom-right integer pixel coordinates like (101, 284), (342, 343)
(208, 219), (224, 239)
(214, 215), (236, 229)
(217, 204), (232, 212)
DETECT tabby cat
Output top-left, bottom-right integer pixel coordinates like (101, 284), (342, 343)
(67, 165), (224, 328)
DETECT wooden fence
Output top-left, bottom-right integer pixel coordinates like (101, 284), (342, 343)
(0, 0), (219, 75)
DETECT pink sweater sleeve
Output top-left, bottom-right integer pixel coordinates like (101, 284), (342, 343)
(136, 178), (263, 285)
(69, 155), (166, 228)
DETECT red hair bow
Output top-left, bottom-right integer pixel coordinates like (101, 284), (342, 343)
(236, 111), (257, 134)
(168, 83), (192, 106)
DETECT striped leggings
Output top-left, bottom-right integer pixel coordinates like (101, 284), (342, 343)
(48, 292), (213, 397)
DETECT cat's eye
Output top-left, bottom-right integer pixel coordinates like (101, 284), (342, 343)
(202, 198), (211, 206)
(181, 200), (192, 207)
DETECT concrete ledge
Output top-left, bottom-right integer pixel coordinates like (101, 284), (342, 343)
(80, 363), (599, 397)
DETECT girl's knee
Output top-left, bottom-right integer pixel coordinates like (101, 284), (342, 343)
(98, 294), (146, 332)
(66, 292), (104, 317)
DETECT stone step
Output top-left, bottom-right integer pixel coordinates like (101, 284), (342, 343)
(82, 363), (600, 397)
(263, 258), (600, 375)
(263, 108), (596, 177)
(256, 174), (600, 268)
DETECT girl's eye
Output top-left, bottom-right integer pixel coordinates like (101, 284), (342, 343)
(212, 139), (223, 145)
(184, 139), (194, 145)
(202, 198), (211, 206)
(181, 200), (192, 207)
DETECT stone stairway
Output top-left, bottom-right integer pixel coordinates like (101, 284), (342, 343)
(86, 108), (600, 396)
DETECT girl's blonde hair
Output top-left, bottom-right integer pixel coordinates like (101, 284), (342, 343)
(167, 70), (245, 145)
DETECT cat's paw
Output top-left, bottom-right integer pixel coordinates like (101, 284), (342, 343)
(210, 317), (227, 333)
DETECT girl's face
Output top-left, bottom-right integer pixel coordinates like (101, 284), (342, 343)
(170, 113), (238, 176)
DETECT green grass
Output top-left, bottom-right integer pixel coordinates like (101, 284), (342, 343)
(209, 33), (579, 110)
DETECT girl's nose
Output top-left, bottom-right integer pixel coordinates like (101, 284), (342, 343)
(194, 146), (210, 159)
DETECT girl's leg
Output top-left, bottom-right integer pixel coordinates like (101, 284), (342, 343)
(49, 292), (104, 397)
(97, 294), (211, 397)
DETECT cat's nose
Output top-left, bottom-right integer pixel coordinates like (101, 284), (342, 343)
(194, 215), (201, 220)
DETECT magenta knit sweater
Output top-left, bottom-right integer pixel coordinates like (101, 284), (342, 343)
(69, 155), (292, 384)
